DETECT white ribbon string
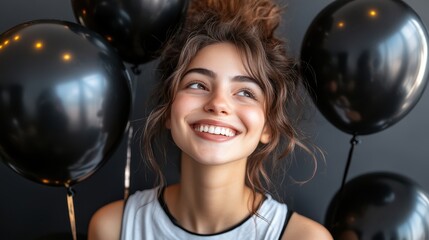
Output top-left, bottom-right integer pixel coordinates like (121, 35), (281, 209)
(66, 187), (77, 240)
(124, 125), (133, 200)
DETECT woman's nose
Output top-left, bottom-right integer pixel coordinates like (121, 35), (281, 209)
(203, 90), (231, 115)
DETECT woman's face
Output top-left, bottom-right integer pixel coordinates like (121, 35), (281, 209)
(167, 42), (271, 166)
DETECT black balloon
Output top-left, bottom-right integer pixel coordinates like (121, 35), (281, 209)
(326, 172), (429, 239)
(301, 0), (429, 135)
(71, 0), (189, 64)
(0, 20), (131, 186)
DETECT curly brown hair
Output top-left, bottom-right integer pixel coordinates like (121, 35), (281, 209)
(142, 0), (317, 205)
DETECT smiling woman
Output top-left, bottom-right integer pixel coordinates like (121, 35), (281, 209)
(87, 0), (333, 239)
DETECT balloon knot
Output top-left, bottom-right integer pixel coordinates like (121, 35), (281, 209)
(350, 135), (361, 145)
(67, 187), (76, 197)
(131, 65), (142, 75)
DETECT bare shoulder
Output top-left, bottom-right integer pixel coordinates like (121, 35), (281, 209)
(88, 200), (124, 240)
(281, 212), (333, 240)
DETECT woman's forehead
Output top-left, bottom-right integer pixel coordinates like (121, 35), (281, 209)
(185, 43), (250, 76)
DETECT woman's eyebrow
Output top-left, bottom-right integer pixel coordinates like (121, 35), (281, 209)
(233, 75), (262, 88)
(233, 75), (258, 84)
(183, 68), (215, 78)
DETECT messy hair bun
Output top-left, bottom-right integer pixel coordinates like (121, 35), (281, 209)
(188, 0), (281, 39)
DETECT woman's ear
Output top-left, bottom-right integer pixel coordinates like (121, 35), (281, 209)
(260, 125), (271, 144)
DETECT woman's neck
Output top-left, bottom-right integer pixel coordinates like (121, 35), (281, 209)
(163, 154), (262, 234)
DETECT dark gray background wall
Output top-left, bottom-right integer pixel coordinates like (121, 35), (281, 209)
(0, 0), (428, 239)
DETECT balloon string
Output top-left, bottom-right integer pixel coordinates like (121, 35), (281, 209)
(124, 125), (133, 200)
(329, 134), (360, 230)
(340, 134), (360, 193)
(66, 186), (77, 240)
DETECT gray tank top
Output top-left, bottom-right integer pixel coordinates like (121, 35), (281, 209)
(121, 187), (293, 240)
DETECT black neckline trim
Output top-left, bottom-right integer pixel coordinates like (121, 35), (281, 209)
(157, 187), (265, 236)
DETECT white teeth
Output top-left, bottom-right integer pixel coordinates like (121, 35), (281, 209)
(194, 124), (236, 137)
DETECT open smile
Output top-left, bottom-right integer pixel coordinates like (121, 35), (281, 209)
(192, 124), (238, 137)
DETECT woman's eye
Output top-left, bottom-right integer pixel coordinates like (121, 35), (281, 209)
(187, 82), (207, 90)
(237, 89), (257, 100)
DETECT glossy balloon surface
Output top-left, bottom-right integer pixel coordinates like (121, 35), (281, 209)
(0, 20), (131, 186)
(326, 172), (429, 239)
(71, 0), (189, 64)
(301, 0), (429, 135)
